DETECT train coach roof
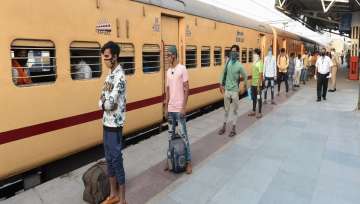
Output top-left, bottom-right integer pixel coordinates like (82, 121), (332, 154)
(131, 0), (274, 34)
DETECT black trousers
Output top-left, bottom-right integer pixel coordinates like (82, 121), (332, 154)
(251, 86), (262, 113)
(317, 72), (329, 99)
(277, 72), (289, 93)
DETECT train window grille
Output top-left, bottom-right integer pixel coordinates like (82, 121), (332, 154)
(224, 47), (231, 61)
(143, 44), (160, 73)
(248, 48), (253, 63)
(201, 46), (211, 68)
(119, 43), (135, 75)
(11, 40), (56, 86)
(241, 48), (247, 63)
(186, 45), (197, 69)
(70, 42), (102, 80)
(214, 47), (222, 66)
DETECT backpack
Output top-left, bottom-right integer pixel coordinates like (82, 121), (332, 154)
(82, 161), (110, 204)
(167, 134), (187, 173)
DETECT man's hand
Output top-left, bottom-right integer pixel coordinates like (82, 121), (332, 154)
(180, 108), (186, 117)
(100, 95), (106, 103)
(314, 74), (317, 80)
(219, 85), (225, 94)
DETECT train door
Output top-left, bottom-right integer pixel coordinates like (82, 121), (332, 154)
(161, 15), (179, 117)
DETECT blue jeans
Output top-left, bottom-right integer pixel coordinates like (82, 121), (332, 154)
(167, 112), (191, 162)
(301, 69), (308, 82)
(103, 127), (125, 185)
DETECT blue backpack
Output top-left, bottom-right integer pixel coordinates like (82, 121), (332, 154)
(167, 134), (187, 173)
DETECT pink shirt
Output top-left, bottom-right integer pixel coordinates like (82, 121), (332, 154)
(166, 64), (188, 113)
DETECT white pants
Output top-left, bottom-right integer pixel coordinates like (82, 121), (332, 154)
(294, 69), (302, 85)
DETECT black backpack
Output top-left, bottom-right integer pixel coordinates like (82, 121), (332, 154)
(167, 134), (187, 173)
(82, 161), (110, 204)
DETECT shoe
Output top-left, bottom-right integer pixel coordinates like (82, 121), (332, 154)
(218, 123), (226, 135)
(334, 88), (336, 92)
(101, 196), (120, 204)
(186, 162), (192, 174)
(323, 97), (326, 100)
(328, 89), (335, 92)
(228, 126), (236, 137)
(256, 113), (263, 119)
(263, 100), (268, 104)
(316, 98), (321, 102)
(164, 162), (169, 171)
(271, 100), (276, 105)
(248, 112), (256, 117)
(277, 93), (280, 96)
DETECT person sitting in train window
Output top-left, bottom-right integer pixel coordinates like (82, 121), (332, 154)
(288, 53), (296, 91)
(276, 48), (289, 96)
(263, 47), (277, 105)
(218, 45), (248, 137)
(294, 54), (304, 87)
(164, 45), (192, 174)
(248, 48), (264, 119)
(73, 59), (92, 80)
(12, 49), (32, 85)
(98, 41), (127, 204)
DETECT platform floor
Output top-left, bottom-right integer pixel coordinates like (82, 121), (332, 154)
(2, 70), (359, 204)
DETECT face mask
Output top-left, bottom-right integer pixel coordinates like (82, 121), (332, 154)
(321, 52), (325, 56)
(253, 54), (259, 62)
(230, 51), (238, 61)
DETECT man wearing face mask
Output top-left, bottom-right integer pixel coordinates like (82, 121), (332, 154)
(99, 41), (127, 204)
(248, 48), (264, 118)
(218, 45), (248, 137)
(263, 47), (277, 105)
(277, 48), (289, 96)
(315, 48), (333, 102)
(329, 48), (340, 92)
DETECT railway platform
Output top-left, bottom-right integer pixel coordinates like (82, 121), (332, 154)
(2, 70), (360, 204)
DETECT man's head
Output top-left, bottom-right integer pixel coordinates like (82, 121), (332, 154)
(280, 48), (286, 56)
(167, 45), (177, 65)
(229, 45), (239, 62)
(321, 48), (326, 56)
(14, 49), (28, 66)
(101, 41), (120, 69)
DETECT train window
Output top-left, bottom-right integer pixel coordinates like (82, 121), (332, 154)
(118, 43), (135, 75)
(224, 47), (231, 61)
(186, 45), (197, 69)
(70, 41), (101, 80)
(248, 48), (253, 63)
(11, 39), (56, 86)
(241, 48), (247, 63)
(143, 44), (160, 73)
(214, 47), (222, 66)
(201, 46), (211, 68)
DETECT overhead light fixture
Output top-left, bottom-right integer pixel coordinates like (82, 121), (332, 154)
(321, 0), (336, 13)
(355, 0), (360, 6)
(278, 0), (287, 8)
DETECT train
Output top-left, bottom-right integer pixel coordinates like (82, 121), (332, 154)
(0, 0), (320, 189)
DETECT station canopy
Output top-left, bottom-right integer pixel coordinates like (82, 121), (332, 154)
(275, 0), (360, 37)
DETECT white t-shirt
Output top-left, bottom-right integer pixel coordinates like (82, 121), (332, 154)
(263, 55), (277, 78)
(316, 56), (333, 74)
(295, 58), (303, 70)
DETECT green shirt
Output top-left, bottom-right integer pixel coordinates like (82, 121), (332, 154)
(251, 60), (264, 86)
(220, 60), (247, 92)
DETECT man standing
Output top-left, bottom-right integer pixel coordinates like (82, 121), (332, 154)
(301, 51), (310, 84)
(99, 41), (127, 204)
(315, 48), (333, 102)
(263, 47), (277, 105)
(218, 45), (248, 137)
(329, 48), (340, 92)
(164, 46), (192, 174)
(277, 48), (289, 96)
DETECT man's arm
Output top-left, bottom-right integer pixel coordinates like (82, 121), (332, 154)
(182, 81), (189, 116)
(239, 64), (248, 88)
